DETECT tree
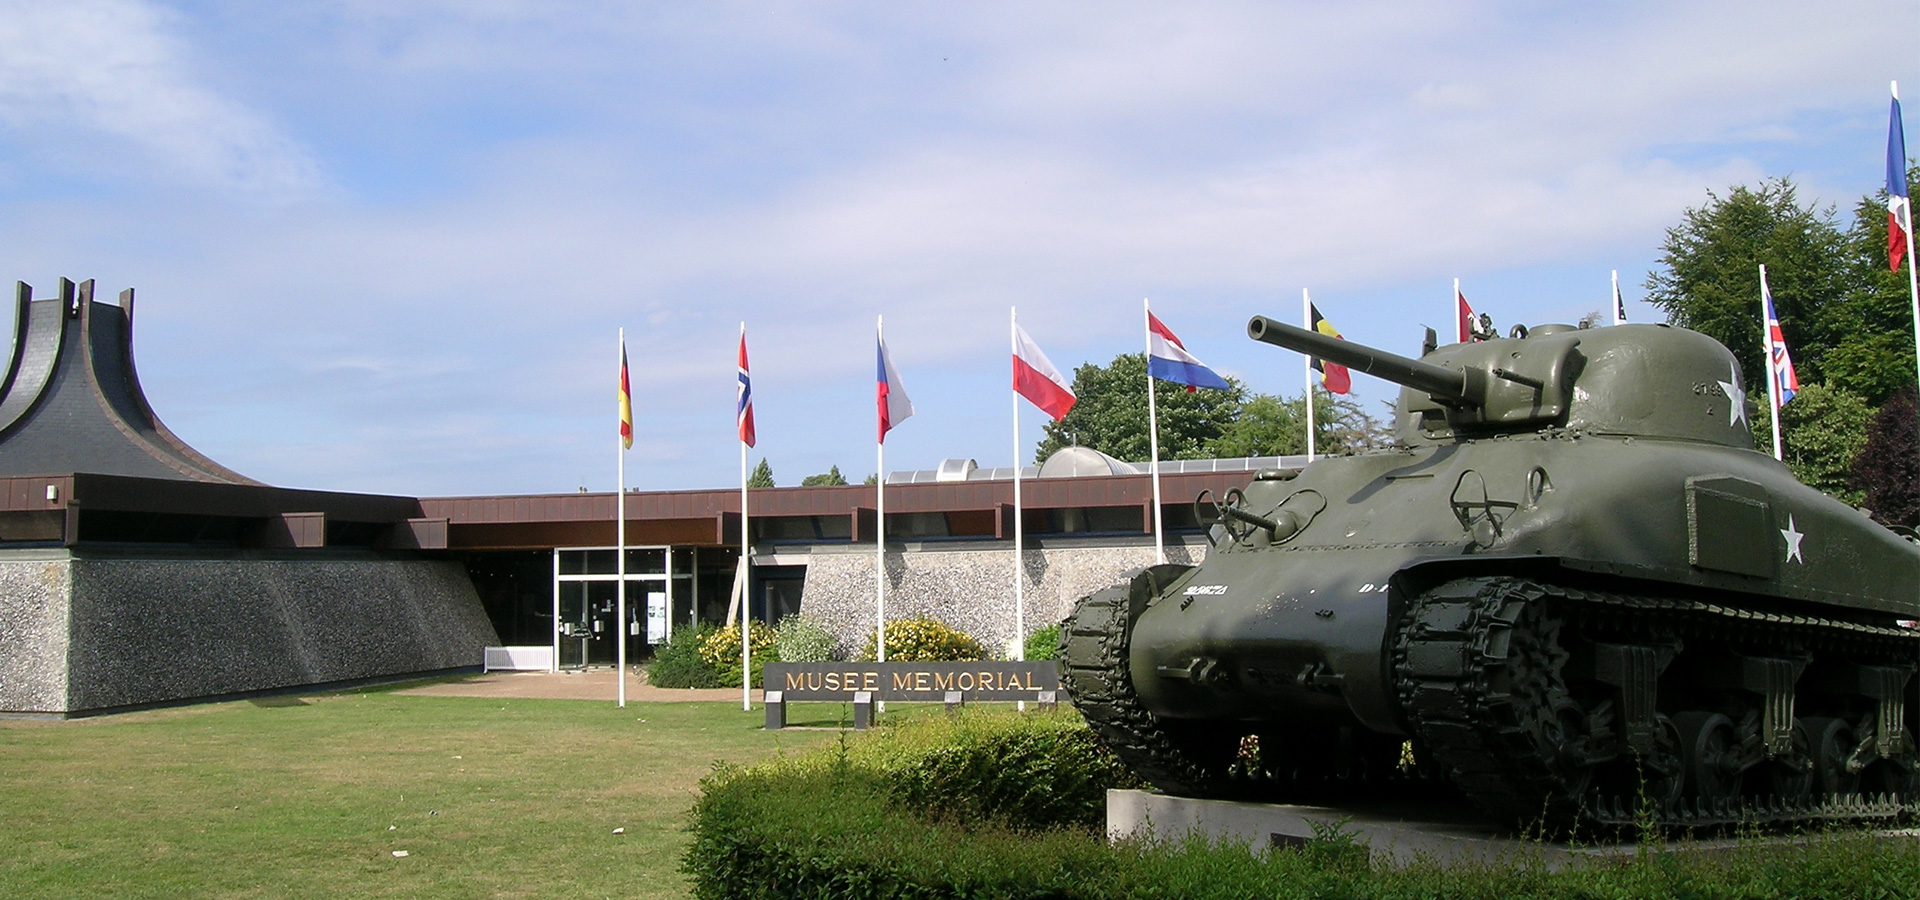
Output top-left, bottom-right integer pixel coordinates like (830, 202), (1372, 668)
(1645, 178), (1850, 392)
(1212, 391), (1391, 458)
(1033, 353), (1247, 464)
(1852, 387), (1919, 528)
(1752, 383), (1872, 506)
(800, 465), (849, 487)
(747, 458), (774, 488)
(862, 473), (878, 486)
(1821, 177), (1920, 405)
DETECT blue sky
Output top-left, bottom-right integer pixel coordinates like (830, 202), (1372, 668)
(0, 1), (1913, 497)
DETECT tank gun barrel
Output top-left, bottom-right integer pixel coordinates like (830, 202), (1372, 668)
(1247, 315), (1476, 405)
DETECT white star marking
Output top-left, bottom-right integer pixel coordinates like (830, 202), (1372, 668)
(1780, 515), (1804, 564)
(1717, 362), (1747, 429)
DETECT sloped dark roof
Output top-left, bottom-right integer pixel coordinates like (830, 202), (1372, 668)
(0, 278), (258, 484)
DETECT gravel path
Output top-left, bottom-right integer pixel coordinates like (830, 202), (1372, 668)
(396, 668), (759, 703)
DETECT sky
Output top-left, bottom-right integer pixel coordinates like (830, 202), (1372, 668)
(0, 1), (1913, 498)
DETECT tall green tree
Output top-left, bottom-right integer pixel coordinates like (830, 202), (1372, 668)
(1821, 174), (1920, 405)
(747, 458), (774, 488)
(1212, 391), (1389, 458)
(1753, 383), (1872, 506)
(1033, 353), (1246, 464)
(1645, 177), (1850, 392)
(800, 465), (849, 486)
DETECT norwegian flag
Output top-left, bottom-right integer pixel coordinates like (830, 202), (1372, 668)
(1455, 281), (1477, 343)
(736, 327), (755, 448)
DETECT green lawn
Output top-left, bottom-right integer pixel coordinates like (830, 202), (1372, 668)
(0, 688), (844, 900)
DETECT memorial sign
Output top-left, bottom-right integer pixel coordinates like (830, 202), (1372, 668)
(763, 661), (1059, 702)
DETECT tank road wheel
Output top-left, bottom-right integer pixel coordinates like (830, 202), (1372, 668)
(1057, 578), (1238, 798)
(1754, 721), (1815, 801)
(1674, 712), (1744, 804)
(1804, 717), (1861, 798)
(1395, 578), (1601, 826)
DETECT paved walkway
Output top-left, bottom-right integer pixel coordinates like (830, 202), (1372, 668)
(396, 668), (759, 703)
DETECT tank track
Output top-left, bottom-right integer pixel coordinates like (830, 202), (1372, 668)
(1060, 575), (1420, 801)
(1395, 576), (1920, 831)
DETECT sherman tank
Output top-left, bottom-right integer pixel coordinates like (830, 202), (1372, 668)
(1059, 315), (1920, 828)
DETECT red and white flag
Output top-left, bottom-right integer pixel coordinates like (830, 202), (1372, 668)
(1012, 323), (1075, 421)
(1455, 280), (1476, 344)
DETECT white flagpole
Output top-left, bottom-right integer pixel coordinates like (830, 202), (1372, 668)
(616, 328), (628, 709)
(740, 323), (753, 711)
(1144, 299), (1165, 566)
(1011, 307), (1026, 664)
(1612, 270), (1623, 326)
(876, 316), (887, 665)
(1900, 82), (1920, 448)
(1454, 278), (1462, 342)
(1303, 289), (1317, 462)
(1760, 265), (1785, 462)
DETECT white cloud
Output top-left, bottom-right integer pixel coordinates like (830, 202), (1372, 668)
(0, 0), (319, 194)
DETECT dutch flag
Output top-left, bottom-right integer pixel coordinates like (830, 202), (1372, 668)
(1146, 310), (1230, 391)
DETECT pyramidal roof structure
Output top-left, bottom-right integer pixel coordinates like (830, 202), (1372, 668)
(0, 278), (259, 484)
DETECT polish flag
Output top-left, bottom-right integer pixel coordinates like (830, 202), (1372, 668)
(1013, 324), (1076, 421)
(877, 327), (914, 443)
(1890, 85), (1911, 273)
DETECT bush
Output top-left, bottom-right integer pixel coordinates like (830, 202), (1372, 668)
(882, 712), (1139, 832)
(646, 623), (727, 688)
(701, 621), (777, 688)
(1024, 623), (1061, 661)
(859, 616), (984, 662)
(773, 616), (837, 663)
(687, 710), (1920, 899)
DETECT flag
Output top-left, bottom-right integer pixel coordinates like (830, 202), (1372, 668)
(618, 342), (633, 450)
(1146, 311), (1230, 391)
(877, 329), (914, 442)
(1308, 303), (1352, 395)
(1762, 277), (1799, 406)
(1612, 270), (1627, 325)
(1456, 283), (1477, 343)
(1891, 88), (1912, 273)
(736, 329), (756, 448)
(1013, 323), (1076, 420)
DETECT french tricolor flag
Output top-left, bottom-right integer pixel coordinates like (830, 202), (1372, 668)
(1013, 323), (1076, 421)
(1890, 84), (1911, 273)
(1146, 311), (1230, 391)
(877, 325), (914, 443)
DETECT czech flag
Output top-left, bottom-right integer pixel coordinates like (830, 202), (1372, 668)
(736, 327), (756, 448)
(1890, 86), (1912, 273)
(877, 326), (914, 443)
(1456, 283), (1477, 344)
(1013, 323), (1076, 421)
(1146, 310), (1230, 392)
(1308, 303), (1352, 395)
(618, 341), (633, 450)
(1762, 276), (1799, 406)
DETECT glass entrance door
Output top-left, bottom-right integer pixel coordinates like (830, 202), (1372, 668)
(553, 545), (675, 669)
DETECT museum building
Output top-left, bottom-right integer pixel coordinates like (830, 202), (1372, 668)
(0, 280), (1284, 715)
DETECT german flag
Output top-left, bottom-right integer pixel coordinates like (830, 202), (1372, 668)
(1308, 303), (1351, 395)
(618, 342), (633, 450)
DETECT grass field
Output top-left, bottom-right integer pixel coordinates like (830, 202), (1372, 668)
(0, 686), (846, 900)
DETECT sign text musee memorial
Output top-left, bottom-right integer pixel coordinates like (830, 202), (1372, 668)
(763, 662), (1060, 701)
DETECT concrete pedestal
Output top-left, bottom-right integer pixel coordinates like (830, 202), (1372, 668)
(1109, 790), (1639, 868)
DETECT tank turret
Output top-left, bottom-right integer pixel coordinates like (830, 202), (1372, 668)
(1060, 312), (1920, 832)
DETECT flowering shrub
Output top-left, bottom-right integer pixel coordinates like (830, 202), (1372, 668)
(859, 617), (984, 662)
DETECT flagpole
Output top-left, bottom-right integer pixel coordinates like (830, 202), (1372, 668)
(1759, 265), (1785, 462)
(1899, 82), (1920, 452)
(616, 328), (628, 709)
(1303, 289), (1316, 462)
(1612, 270), (1623, 326)
(1143, 299), (1166, 565)
(740, 323), (753, 711)
(876, 317), (887, 666)
(1010, 307), (1026, 664)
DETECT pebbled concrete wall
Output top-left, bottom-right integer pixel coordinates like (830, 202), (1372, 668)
(0, 552), (72, 713)
(0, 550), (497, 715)
(798, 539), (1206, 658)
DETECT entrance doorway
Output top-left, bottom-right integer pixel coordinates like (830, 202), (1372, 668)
(552, 546), (688, 670)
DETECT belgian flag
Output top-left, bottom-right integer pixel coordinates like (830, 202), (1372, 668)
(1308, 303), (1351, 395)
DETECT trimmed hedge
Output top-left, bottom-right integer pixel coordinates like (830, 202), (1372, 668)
(686, 711), (1920, 900)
